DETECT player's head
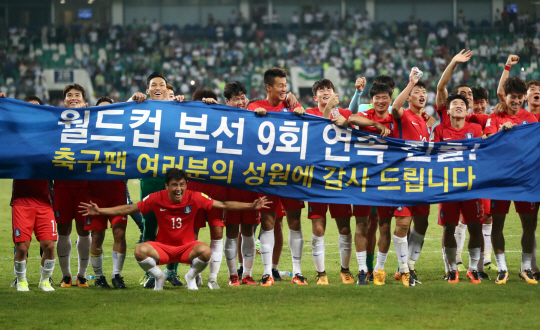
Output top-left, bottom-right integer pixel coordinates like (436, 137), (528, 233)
(526, 80), (540, 109)
(224, 82), (248, 109)
(23, 95), (43, 105)
(446, 94), (469, 119)
(264, 67), (288, 101)
(452, 84), (473, 109)
(63, 84), (86, 108)
(166, 83), (175, 101)
(373, 75), (395, 91)
(370, 83), (393, 113)
(407, 81), (427, 109)
(96, 96), (113, 106)
(192, 88), (217, 101)
(165, 168), (188, 203)
(311, 79), (335, 106)
(471, 87), (488, 114)
(146, 72), (168, 101)
(503, 77), (527, 112)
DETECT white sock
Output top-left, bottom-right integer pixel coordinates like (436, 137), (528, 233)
(289, 229), (304, 275)
(137, 257), (166, 290)
(442, 248), (449, 273)
(14, 260), (27, 282)
(356, 251), (367, 272)
(478, 251), (485, 272)
(241, 234), (255, 278)
(482, 223), (493, 262)
(495, 253), (507, 272)
(90, 253), (104, 277)
(522, 253), (533, 271)
(224, 237), (238, 276)
(57, 234), (72, 277)
(532, 239), (539, 272)
(375, 251), (388, 272)
(112, 251), (125, 276)
(77, 235), (91, 278)
(455, 222), (467, 262)
(445, 247), (457, 272)
(393, 235), (409, 273)
(187, 257), (208, 280)
(208, 239), (223, 281)
(40, 259), (56, 282)
(407, 228), (424, 270)
(338, 233), (352, 269)
(272, 264), (279, 270)
(311, 234), (325, 273)
(260, 229), (275, 276)
(468, 247), (480, 271)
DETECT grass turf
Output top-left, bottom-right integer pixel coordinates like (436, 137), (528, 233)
(0, 178), (538, 329)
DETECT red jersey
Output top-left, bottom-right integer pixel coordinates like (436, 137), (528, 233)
(358, 108), (394, 135)
(483, 108), (538, 135)
(11, 179), (52, 208)
(392, 108), (430, 141)
(53, 180), (87, 189)
(86, 180), (126, 199)
(467, 113), (489, 129)
(433, 122), (483, 142)
(533, 112), (540, 121)
(137, 190), (214, 245)
(305, 107), (351, 119)
(247, 99), (302, 112)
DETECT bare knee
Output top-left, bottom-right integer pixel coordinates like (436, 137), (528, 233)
(134, 244), (149, 261)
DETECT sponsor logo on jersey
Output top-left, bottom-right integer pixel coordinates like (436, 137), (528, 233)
(14, 228), (21, 238)
(522, 120), (528, 124)
(184, 205), (192, 214)
(411, 121), (419, 126)
(465, 132), (473, 139)
(86, 217), (92, 225)
(160, 208), (167, 211)
(143, 195), (150, 201)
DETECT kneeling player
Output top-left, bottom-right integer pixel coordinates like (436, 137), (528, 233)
(80, 169), (270, 290)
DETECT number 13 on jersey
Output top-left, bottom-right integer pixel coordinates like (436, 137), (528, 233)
(171, 217), (182, 229)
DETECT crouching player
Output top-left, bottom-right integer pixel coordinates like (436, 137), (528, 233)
(79, 169), (270, 290)
(433, 94), (484, 283)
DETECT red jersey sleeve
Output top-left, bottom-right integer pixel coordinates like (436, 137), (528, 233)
(193, 192), (214, 212)
(137, 193), (157, 215)
(432, 125), (443, 142)
(483, 114), (499, 135)
(435, 105), (450, 126)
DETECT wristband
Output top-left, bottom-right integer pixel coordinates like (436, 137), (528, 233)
(504, 65), (511, 71)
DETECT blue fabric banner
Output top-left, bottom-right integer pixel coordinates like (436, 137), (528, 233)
(0, 97), (539, 206)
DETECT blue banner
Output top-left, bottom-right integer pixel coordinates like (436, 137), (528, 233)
(0, 97), (539, 206)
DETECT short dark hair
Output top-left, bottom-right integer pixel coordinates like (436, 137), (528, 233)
(224, 81), (247, 100)
(452, 84), (471, 95)
(446, 94), (469, 109)
(96, 96), (114, 106)
(247, 98), (261, 106)
(527, 80), (540, 90)
(373, 75), (395, 90)
(166, 83), (174, 92)
(369, 83), (393, 99)
(165, 168), (188, 185)
(192, 88), (218, 101)
(409, 81), (427, 95)
(23, 95), (43, 105)
(264, 67), (287, 87)
(63, 84), (86, 100)
(503, 77), (527, 96)
(472, 87), (488, 101)
(146, 72), (168, 88)
(311, 79), (335, 96)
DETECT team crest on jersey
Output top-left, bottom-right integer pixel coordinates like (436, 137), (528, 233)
(54, 210), (60, 218)
(201, 193), (211, 200)
(14, 228), (21, 238)
(280, 108), (290, 112)
(184, 205), (192, 214)
(522, 120), (528, 124)
(390, 123), (394, 130)
(86, 217), (92, 225)
(465, 132), (473, 139)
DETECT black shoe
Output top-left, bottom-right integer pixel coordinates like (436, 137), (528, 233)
(237, 266), (243, 279)
(410, 269), (422, 285)
(357, 270), (368, 285)
(136, 234), (143, 244)
(49, 277), (54, 286)
(272, 268), (283, 281)
(143, 276), (155, 289)
(95, 275), (111, 288)
(166, 271), (183, 287)
(112, 274), (127, 289)
(478, 271), (491, 280)
(448, 270), (458, 282)
(534, 271), (540, 281)
(367, 271), (374, 282)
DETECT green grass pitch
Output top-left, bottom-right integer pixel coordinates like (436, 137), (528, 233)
(0, 179), (538, 329)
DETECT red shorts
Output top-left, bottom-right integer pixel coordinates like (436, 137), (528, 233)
(147, 240), (201, 265)
(53, 187), (87, 223)
(352, 205), (372, 217)
(437, 199), (484, 226)
(276, 201), (286, 217)
(12, 205), (57, 243)
(226, 188), (260, 225)
(83, 196), (128, 231)
(258, 194), (304, 213)
(375, 205), (430, 218)
(490, 200), (538, 214)
(482, 199), (491, 215)
(309, 202), (352, 219)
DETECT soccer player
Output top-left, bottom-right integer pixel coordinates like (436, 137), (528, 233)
(432, 94), (484, 284)
(486, 76), (539, 284)
(84, 96), (128, 289)
(247, 67), (307, 286)
(79, 169), (271, 291)
(167, 83), (175, 101)
(9, 95), (56, 291)
(54, 83), (91, 288)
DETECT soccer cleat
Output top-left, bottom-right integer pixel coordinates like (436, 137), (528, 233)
(373, 270), (386, 285)
(40, 280), (55, 291)
(229, 275), (240, 286)
(444, 272), (450, 281)
(207, 280), (220, 290)
(533, 271), (540, 281)
(467, 270), (481, 284)
(478, 271), (491, 280)
(60, 276), (72, 288)
(484, 262), (498, 272)
(495, 270), (508, 284)
(357, 270), (368, 285)
(241, 276), (258, 285)
(112, 274), (127, 289)
(272, 268), (283, 281)
(519, 270), (538, 284)
(237, 266), (243, 279)
(139, 273), (149, 286)
(448, 270), (459, 283)
(410, 269), (422, 285)
(367, 271), (374, 282)
(184, 273), (198, 290)
(394, 271), (401, 281)
(76, 276), (89, 287)
(166, 271), (184, 287)
(95, 275), (111, 288)
(291, 274), (308, 285)
(340, 268), (355, 284)
(196, 273), (203, 287)
(143, 276), (155, 289)
(457, 262), (467, 273)
(316, 272), (329, 285)
(17, 280), (30, 292)
(400, 272), (410, 287)
(261, 274), (274, 287)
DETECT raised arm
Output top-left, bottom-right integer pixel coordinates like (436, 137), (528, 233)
(497, 55), (520, 103)
(79, 202), (140, 217)
(436, 49), (473, 109)
(349, 77), (366, 114)
(391, 69), (420, 119)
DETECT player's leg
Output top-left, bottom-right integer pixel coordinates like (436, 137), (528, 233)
(12, 205), (36, 291)
(482, 199), (497, 271)
(271, 215), (284, 280)
(461, 199), (483, 283)
(56, 214), (74, 287)
(111, 223), (127, 288)
(207, 224), (224, 289)
(39, 240), (56, 291)
(259, 194), (278, 285)
(308, 202), (327, 284)
(393, 208), (413, 286)
(409, 206), (430, 281)
(516, 202), (538, 284)
(366, 210), (378, 280)
(335, 216), (354, 283)
(14, 241), (31, 291)
(455, 217), (468, 272)
(89, 229), (108, 288)
(353, 205), (371, 285)
(75, 218), (91, 287)
(134, 242), (166, 290)
(285, 205), (306, 285)
(225, 222), (240, 286)
(490, 200), (511, 284)
(185, 243), (212, 290)
(373, 214), (392, 285)
(240, 224), (257, 285)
